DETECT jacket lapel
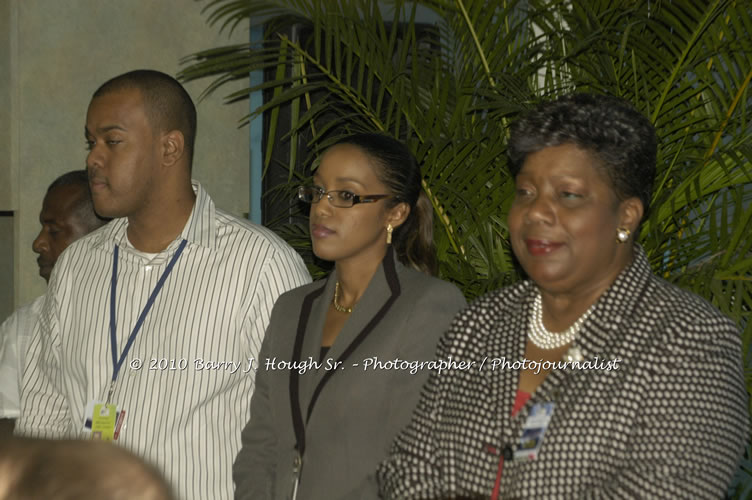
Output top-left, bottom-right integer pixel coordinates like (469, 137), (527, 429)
(488, 283), (532, 448)
(288, 281), (327, 457)
(289, 248), (402, 455)
(506, 246), (653, 429)
(293, 278), (333, 413)
(324, 252), (400, 367)
(305, 249), (401, 423)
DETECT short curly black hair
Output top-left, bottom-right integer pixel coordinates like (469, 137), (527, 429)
(507, 93), (657, 220)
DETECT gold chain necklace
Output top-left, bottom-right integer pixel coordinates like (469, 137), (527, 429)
(332, 282), (353, 313)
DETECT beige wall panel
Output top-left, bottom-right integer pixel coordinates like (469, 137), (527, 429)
(0, 0), (14, 211)
(13, 0), (250, 307)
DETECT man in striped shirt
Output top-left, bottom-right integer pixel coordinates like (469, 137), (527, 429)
(17, 70), (311, 499)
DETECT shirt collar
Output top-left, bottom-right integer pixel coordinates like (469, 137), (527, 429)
(90, 180), (217, 251)
(179, 180), (216, 250)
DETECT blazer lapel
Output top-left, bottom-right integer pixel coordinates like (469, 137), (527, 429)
(306, 249), (402, 425)
(288, 249), (402, 456)
(485, 284), (531, 450)
(324, 252), (400, 367)
(288, 281), (327, 457)
(294, 278), (334, 407)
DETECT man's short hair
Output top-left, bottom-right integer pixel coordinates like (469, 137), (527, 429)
(92, 69), (197, 167)
(47, 170), (109, 230)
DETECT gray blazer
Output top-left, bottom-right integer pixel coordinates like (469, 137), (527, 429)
(233, 249), (466, 500)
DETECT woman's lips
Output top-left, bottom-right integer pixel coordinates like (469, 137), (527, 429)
(311, 224), (335, 238)
(525, 239), (564, 256)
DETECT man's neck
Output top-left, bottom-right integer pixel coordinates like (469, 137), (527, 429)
(126, 183), (196, 253)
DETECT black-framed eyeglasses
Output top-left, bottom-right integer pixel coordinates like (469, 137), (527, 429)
(297, 186), (392, 208)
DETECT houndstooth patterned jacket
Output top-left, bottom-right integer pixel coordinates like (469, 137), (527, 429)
(379, 246), (749, 499)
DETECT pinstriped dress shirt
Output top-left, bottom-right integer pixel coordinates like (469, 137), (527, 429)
(17, 181), (311, 500)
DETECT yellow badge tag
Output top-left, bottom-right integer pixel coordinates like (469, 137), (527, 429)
(91, 403), (118, 441)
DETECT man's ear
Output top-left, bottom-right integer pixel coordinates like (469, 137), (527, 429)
(387, 201), (410, 229)
(162, 130), (185, 167)
(619, 197), (644, 233)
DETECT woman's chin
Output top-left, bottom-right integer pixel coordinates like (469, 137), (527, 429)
(311, 243), (338, 262)
(523, 266), (569, 290)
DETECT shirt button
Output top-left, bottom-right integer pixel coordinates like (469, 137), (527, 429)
(145, 265), (152, 271)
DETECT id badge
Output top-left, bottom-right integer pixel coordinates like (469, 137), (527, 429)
(82, 400), (126, 441)
(514, 401), (554, 461)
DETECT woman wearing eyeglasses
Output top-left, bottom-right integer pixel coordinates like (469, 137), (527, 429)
(233, 133), (466, 499)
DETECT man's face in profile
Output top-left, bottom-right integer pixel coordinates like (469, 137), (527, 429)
(85, 87), (161, 220)
(32, 183), (91, 283)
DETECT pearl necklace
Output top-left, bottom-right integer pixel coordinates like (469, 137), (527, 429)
(528, 290), (595, 350)
(332, 282), (353, 314)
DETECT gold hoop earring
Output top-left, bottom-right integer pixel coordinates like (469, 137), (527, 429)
(386, 224), (393, 245)
(616, 227), (631, 243)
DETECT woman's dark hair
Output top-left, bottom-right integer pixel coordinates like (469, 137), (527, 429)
(331, 133), (437, 275)
(507, 93), (657, 221)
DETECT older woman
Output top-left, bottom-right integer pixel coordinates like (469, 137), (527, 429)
(379, 94), (748, 498)
(233, 133), (466, 499)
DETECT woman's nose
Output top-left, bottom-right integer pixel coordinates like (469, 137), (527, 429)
(525, 194), (555, 225)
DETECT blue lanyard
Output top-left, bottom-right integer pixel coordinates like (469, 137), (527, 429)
(108, 238), (188, 401)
